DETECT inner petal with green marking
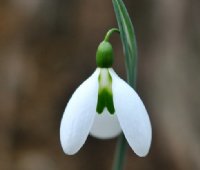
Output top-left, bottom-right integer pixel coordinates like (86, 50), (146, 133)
(96, 68), (115, 114)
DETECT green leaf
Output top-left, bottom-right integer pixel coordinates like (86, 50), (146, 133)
(112, 0), (138, 89)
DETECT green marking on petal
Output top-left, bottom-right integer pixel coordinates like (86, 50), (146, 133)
(96, 69), (115, 114)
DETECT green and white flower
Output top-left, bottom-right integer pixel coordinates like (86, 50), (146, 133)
(60, 40), (152, 157)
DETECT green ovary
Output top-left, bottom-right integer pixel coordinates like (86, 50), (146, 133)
(96, 68), (115, 114)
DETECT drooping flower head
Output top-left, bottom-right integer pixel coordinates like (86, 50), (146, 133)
(60, 30), (152, 157)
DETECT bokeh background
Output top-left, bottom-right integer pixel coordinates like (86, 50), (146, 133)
(0, 0), (200, 170)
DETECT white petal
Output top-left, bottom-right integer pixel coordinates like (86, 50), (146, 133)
(90, 109), (122, 139)
(109, 68), (152, 157)
(60, 69), (100, 155)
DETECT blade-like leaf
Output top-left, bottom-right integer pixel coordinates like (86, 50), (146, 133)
(112, 0), (137, 89)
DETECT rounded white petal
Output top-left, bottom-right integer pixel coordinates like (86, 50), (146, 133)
(90, 109), (122, 139)
(109, 68), (152, 157)
(60, 69), (100, 155)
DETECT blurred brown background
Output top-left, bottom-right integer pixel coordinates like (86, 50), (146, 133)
(0, 0), (200, 170)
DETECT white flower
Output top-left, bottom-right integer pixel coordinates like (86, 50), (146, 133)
(60, 68), (152, 157)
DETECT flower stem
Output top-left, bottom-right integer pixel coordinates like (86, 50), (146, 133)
(104, 28), (120, 42)
(112, 134), (127, 170)
(111, 0), (138, 168)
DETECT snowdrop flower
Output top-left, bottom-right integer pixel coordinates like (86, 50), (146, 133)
(60, 39), (152, 157)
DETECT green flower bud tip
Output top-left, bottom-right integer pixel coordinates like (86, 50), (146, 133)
(96, 41), (114, 68)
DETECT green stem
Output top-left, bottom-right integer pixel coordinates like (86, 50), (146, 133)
(111, 0), (138, 168)
(112, 134), (127, 170)
(104, 28), (120, 42)
(104, 27), (128, 170)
